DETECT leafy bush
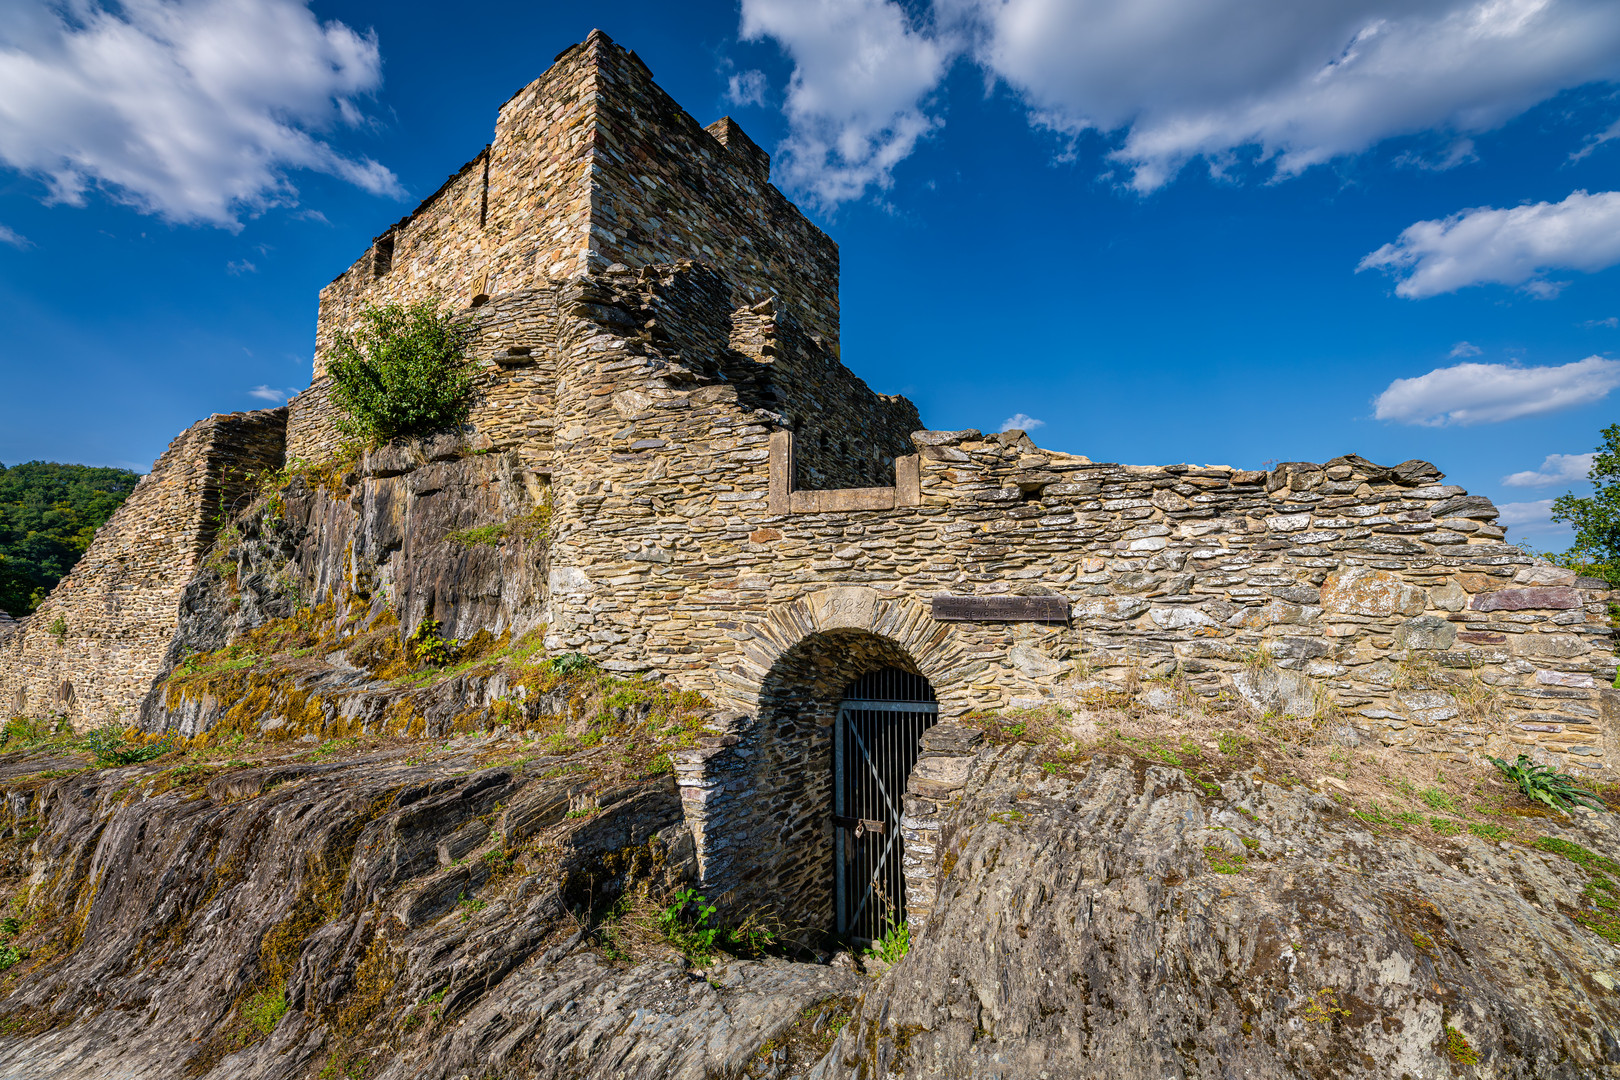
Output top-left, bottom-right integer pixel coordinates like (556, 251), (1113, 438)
(406, 618), (458, 667)
(79, 722), (176, 767)
(0, 944), (25, 973)
(327, 301), (477, 443)
(1488, 754), (1607, 812)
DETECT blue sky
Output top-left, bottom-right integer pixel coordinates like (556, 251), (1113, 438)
(1, 1), (1618, 552)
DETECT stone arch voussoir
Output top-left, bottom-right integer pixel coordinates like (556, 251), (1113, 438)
(718, 587), (974, 718)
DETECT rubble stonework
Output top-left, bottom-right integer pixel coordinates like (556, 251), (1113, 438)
(0, 409), (287, 725)
(5, 30), (1616, 932)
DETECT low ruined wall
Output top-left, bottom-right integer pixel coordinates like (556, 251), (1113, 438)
(0, 409), (287, 727)
(538, 285), (1616, 781)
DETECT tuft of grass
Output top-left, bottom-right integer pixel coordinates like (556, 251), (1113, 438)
(1445, 1026), (1479, 1065)
(78, 723), (176, 767)
(1468, 822), (1511, 841)
(1420, 786), (1462, 814)
(1488, 754), (1606, 813)
(241, 985), (287, 1035)
(1204, 845), (1247, 874)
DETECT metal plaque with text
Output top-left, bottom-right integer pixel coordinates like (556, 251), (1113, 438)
(930, 595), (1070, 622)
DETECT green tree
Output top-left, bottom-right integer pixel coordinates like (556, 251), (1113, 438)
(1549, 423), (1620, 587)
(327, 300), (478, 443)
(0, 462), (139, 616)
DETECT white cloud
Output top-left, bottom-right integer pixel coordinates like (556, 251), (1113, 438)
(0, 223), (30, 248)
(999, 413), (1045, 432)
(1496, 498), (1556, 527)
(1572, 115), (1620, 161)
(1584, 316), (1619, 328)
(0, 0), (403, 229)
(1449, 341), (1481, 357)
(953, 0), (1620, 192)
(1359, 189), (1620, 298)
(740, 0), (1620, 203)
(739, 0), (950, 206)
(1373, 356), (1620, 425)
(727, 69), (769, 108)
(1503, 452), (1595, 487)
(226, 258), (256, 275)
(248, 385), (296, 402)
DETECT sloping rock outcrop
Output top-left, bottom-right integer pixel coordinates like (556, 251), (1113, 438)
(0, 734), (858, 1080)
(824, 727), (1620, 1079)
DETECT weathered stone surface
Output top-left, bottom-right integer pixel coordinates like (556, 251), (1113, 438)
(1516, 565), (1579, 587)
(1008, 644), (1067, 678)
(1428, 580), (1467, 612)
(1318, 567), (1427, 617)
(1393, 615), (1457, 651)
(1231, 666), (1318, 717)
(1472, 587), (1583, 611)
(822, 742), (1620, 1080)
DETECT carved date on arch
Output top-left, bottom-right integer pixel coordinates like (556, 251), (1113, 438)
(930, 595), (1070, 623)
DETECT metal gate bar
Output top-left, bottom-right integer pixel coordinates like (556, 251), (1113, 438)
(833, 668), (938, 942)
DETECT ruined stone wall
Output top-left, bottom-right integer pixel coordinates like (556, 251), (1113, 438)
(584, 38), (840, 351)
(730, 302), (919, 490)
(311, 30), (837, 385)
(535, 273), (1616, 788)
(0, 409), (287, 727)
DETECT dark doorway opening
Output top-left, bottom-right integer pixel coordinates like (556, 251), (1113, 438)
(833, 666), (937, 942)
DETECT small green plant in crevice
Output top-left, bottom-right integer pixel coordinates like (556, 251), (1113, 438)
(658, 888), (721, 965)
(456, 891), (487, 924)
(45, 615), (67, 640)
(1445, 1025), (1479, 1065)
(1487, 754), (1607, 813)
(1468, 821), (1512, 841)
(1204, 845), (1247, 875)
(327, 299), (478, 443)
(445, 523), (508, 549)
(1301, 988), (1350, 1025)
(547, 651), (594, 677)
(865, 918), (910, 965)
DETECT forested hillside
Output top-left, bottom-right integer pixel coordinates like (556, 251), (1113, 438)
(0, 461), (139, 617)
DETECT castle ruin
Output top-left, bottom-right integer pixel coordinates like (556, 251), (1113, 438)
(3, 30), (1615, 935)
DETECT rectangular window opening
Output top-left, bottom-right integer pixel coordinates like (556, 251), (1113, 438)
(371, 233), (394, 278)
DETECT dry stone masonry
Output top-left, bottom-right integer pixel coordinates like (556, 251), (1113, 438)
(4, 29), (1615, 931)
(0, 409), (287, 725)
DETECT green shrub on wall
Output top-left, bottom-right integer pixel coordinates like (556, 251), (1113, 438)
(328, 301), (477, 444)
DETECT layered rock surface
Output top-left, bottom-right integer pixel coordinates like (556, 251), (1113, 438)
(0, 713), (1617, 1078)
(0, 737), (857, 1080)
(827, 730), (1620, 1079)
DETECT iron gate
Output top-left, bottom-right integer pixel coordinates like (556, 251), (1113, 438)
(833, 667), (938, 942)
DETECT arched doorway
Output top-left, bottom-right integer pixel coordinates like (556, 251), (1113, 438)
(834, 666), (937, 942)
